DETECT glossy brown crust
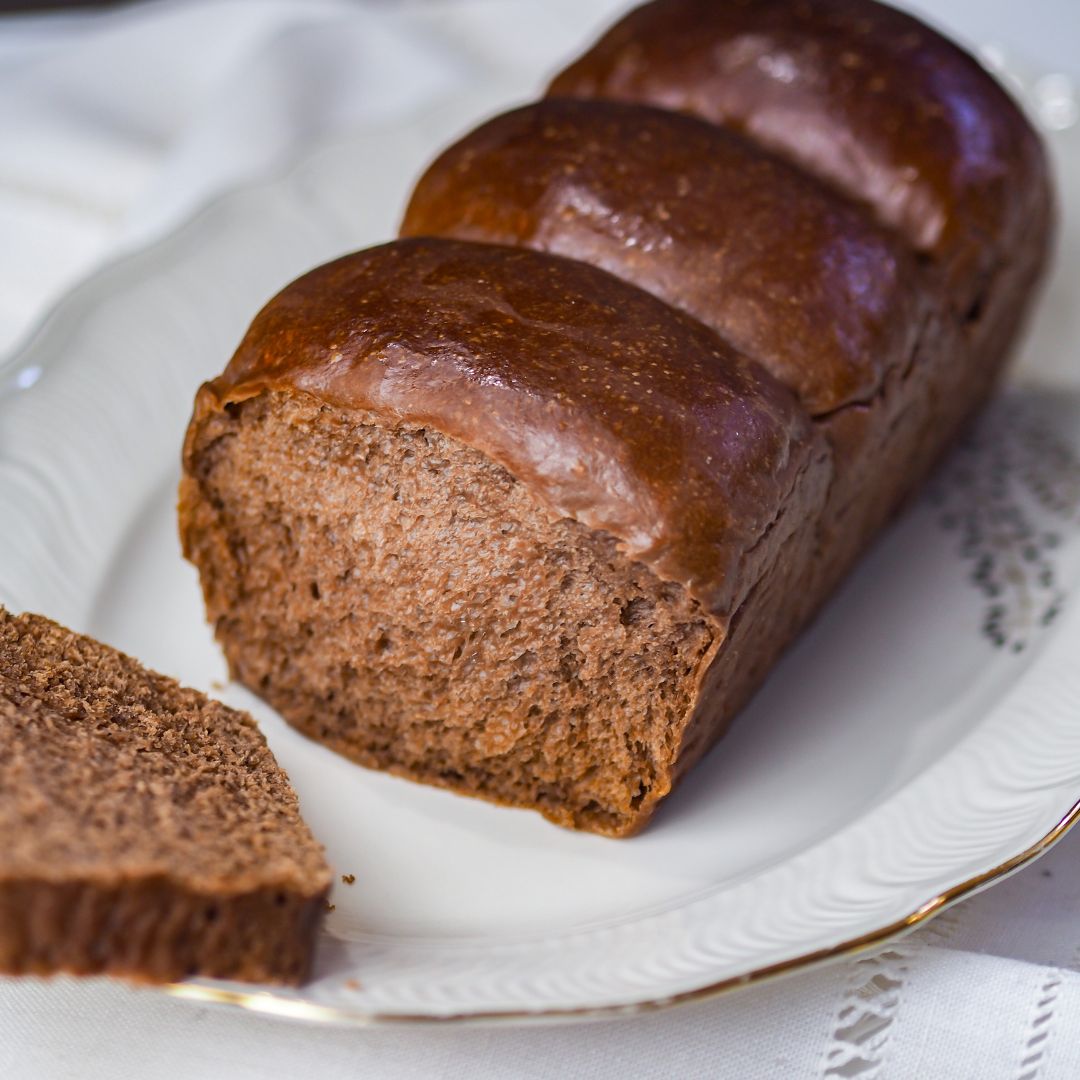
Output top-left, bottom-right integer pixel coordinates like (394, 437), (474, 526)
(189, 237), (830, 620)
(401, 97), (925, 416)
(548, 0), (1051, 310)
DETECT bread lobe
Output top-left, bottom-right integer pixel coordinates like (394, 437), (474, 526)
(548, 0), (1051, 313)
(188, 238), (830, 622)
(403, 97), (923, 417)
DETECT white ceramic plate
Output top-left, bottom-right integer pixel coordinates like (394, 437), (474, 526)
(2, 87), (1080, 1026)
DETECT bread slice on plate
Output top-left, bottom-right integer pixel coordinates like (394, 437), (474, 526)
(0, 608), (331, 985)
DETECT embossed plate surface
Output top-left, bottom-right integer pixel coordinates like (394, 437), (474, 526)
(1, 89), (1080, 1025)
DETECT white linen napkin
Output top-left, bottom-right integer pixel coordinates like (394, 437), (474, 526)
(0, 0), (463, 352)
(0, 0), (643, 356)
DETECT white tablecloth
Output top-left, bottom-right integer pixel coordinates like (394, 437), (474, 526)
(2, 1), (1080, 1076)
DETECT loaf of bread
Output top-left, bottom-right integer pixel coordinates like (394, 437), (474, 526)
(0, 609), (330, 983)
(180, 0), (1052, 837)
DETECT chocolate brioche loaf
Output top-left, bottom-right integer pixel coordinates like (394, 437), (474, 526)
(180, 0), (1052, 837)
(0, 609), (330, 983)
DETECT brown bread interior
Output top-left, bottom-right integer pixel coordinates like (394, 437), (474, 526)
(181, 392), (720, 836)
(0, 609), (331, 984)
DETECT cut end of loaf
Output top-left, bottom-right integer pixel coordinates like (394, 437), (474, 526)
(181, 392), (719, 837)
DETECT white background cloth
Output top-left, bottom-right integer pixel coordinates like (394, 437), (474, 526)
(2, 1), (1080, 1077)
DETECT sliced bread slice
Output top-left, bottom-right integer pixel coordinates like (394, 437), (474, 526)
(0, 608), (331, 985)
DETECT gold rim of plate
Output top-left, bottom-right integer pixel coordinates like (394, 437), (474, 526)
(164, 796), (1080, 1027)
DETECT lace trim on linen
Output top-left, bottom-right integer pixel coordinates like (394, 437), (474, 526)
(821, 911), (961, 1078)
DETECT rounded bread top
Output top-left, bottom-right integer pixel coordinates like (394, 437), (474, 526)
(548, 0), (1051, 310)
(402, 97), (926, 416)
(194, 238), (830, 619)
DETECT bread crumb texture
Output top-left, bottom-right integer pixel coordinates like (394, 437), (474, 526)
(182, 393), (717, 836)
(0, 608), (331, 984)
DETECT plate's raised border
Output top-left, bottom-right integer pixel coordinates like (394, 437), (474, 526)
(165, 794), (1080, 1027)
